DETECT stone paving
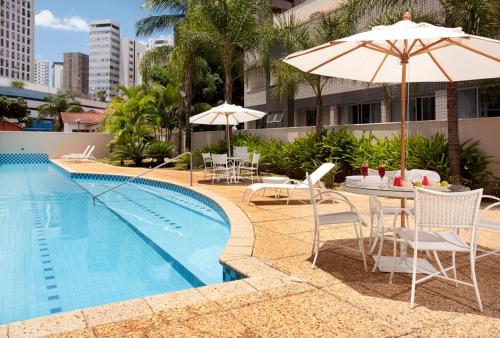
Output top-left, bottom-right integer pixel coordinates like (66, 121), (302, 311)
(5, 160), (499, 337)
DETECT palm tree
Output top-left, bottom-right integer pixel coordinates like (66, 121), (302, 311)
(262, 12), (348, 137)
(104, 85), (156, 165)
(38, 91), (83, 131)
(150, 83), (179, 142)
(192, 0), (270, 104)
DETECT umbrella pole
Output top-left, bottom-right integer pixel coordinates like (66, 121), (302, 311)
(226, 115), (231, 156)
(400, 59), (408, 227)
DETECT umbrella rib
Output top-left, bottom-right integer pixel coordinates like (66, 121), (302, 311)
(407, 39), (419, 54)
(417, 39), (452, 82)
(285, 41), (345, 60)
(190, 111), (210, 124)
(446, 39), (500, 62)
(364, 42), (400, 57)
(208, 113), (221, 125)
(386, 40), (404, 57)
(369, 53), (389, 83)
(411, 42), (455, 56)
(409, 38), (448, 57)
(307, 42), (368, 73)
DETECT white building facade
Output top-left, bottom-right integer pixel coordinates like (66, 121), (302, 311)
(52, 62), (64, 90)
(0, 0), (35, 82)
(147, 37), (172, 50)
(34, 59), (49, 86)
(88, 20), (121, 101)
(119, 38), (146, 87)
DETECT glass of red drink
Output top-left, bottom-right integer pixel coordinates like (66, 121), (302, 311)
(378, 164), (386, 188)
(361, 163), (369, 186)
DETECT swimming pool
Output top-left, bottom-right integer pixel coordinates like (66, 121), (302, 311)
(0, 155), (230, 324)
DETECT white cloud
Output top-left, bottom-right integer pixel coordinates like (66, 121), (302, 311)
(35, 10), (89, 32)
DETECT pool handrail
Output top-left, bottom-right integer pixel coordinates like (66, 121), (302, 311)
(92, 152), (193, 206)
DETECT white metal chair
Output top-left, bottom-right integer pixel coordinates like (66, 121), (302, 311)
(238, 153), (260, 183)
(307, 173), (368, 272)
(398, 188), (484, 311)
(233, 146), (248, 158)
(408, 169), (441, 183)
(476, 195), (500, 260)
(211, 154), (234, 184)
(202, 153), (213, 180)
(242, 163), (334, 205)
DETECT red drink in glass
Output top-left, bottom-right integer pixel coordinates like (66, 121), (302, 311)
(361, 164), (369, 177)
(378, 166), (386, 179)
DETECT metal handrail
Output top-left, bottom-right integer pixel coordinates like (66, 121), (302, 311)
(93, 152), (192, 205)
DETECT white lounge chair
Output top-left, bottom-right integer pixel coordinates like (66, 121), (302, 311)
(476, 195), (500, 260)
(62, 145), (95, 161)
(242, 163), (335, 205)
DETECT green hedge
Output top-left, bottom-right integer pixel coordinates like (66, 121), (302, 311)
(192, 129), (497, 190)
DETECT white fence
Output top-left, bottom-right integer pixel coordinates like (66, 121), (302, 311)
(0, 131), (114, 159)
(191, 117), (500, 176)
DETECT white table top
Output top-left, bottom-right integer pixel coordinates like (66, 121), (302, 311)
(341, 183), (458, 199)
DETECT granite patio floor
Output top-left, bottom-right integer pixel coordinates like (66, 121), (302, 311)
(9, 161), (499, 337)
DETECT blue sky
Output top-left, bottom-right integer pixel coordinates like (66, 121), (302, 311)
(35, 0), (172, 63)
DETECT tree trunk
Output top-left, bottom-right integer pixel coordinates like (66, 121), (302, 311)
(315, 82), (323, 138)
(223, 41), (233, 151)
(447, 81), (461, 184)
(184, 62), (193, 152)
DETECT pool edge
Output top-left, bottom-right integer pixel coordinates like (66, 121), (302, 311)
(0, 160), (291, 337)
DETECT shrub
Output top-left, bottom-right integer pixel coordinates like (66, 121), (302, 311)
(144, 141), (175, 164)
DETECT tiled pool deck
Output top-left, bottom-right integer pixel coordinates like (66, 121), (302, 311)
(2, 160), (499, 337)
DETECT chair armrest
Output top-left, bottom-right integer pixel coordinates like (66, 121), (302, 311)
(315, 190), (356, 211)
(482, 201), (500, 213)
(482, 195), (500, 202)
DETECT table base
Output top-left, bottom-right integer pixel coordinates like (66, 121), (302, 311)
(373, 256), (437, 275)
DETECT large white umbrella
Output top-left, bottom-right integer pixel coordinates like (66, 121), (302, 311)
(189, 102), (266, 154)
(283, 12), (500, 179)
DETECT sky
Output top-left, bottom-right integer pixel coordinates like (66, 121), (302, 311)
(34, 0), (173, 63)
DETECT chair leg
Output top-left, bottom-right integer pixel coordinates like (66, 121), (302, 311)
(451, 252), (458, 287)
(368, 214), (374, 253)
(433, 251), (448, 278)
(353, 222), (368, 272)
(410, 246), (419, 309)
(373, 229), (385, 272)
(311, 224), (320, 269)
(470, 254), (483, 312)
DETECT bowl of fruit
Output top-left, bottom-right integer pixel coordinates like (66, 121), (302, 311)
(413, 176), (450, 190)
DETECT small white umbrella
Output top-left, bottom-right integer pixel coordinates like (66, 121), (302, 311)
(189, 102), (266, 154)
(283, 12), (500, 179)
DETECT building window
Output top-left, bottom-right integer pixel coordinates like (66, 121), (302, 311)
(391, 97), (435, 122)
(266, 112), (283, 124)
(306, 109), (315, 126)
(458, 86), (500, 118)
(339, 103), (381, 125)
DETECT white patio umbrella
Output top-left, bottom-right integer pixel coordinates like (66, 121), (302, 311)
(189, 102), (266, 154)
(283, 12), (500, 179)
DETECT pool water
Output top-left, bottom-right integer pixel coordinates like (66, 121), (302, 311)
(0, 162), (229, 324)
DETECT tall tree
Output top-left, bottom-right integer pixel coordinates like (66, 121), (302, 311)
(38, 92), (82, 131)
(193, 0), (270, 104)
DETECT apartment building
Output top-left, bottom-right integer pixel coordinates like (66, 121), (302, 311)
(34, 59), (49, 86)
(63, 52), (89, 96)
(0, 0), (34, 82)
(244, 0), (500, 129)
(52, 61), (63, 90)
(120, 38), (146, 87)
(88, 20), (121, 101)
(147, 37), (171, 50)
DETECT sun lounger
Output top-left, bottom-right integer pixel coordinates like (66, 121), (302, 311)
(242, 163), (335, 205)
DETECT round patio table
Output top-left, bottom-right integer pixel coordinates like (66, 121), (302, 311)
(340, 183), (440, 275)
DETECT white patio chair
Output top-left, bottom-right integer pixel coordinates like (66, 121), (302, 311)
(202, 153), (213, 180)
(398, 188), (484, 311)
(242, 163), (335, 205)
(211, 154), (234, 184)
(476, 195), (500, 260)
(307, 172), (368, 271)
(233, 146), (248, 158)
(238, 153), (260, 183)
(62, 145), (95, 161)
(408, 169), (441, 183)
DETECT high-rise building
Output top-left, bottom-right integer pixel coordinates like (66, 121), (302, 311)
(0, 0), (35, 81)
(147, 37), (172, 50)
(52, 62), (64, 90)
(89, 20), (121, 101)
(120, 38), (146, 87)
(63, 52), (89, 96)
(34, 59), (49, 86)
